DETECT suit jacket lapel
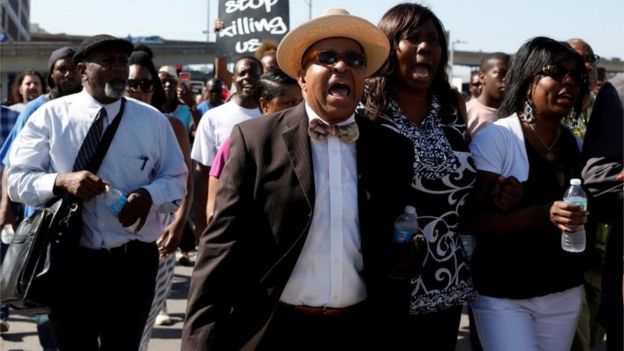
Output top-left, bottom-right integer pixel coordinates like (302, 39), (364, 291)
(281, 104), (314, 210)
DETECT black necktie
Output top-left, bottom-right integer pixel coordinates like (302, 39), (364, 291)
(73, 108), (107, 171)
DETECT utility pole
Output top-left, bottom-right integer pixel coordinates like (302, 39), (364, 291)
(449, 38), (466, 79)
(303, 0), (312, 19)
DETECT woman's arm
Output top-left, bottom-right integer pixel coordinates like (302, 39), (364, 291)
(463, 170), (587, 236)
(158, 117), (193, 257)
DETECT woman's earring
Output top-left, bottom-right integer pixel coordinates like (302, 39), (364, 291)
(521, 100), (535, 123)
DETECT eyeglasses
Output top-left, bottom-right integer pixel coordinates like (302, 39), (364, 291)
(539, 64), (587, 85)
(582, 54), (600, 65)
(127, 79), (154, 92)
(305, 50), (367, 69)
(471, 82), (481, 87)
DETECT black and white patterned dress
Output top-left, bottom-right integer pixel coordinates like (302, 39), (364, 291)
(360, 96), (476, 315)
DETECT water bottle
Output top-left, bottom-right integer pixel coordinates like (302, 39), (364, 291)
(460, 234), (476, 260)
(561, 178), (587, 253)
(104, 185), (128, 215)
(393, 206), (419, 244)
(389, 206), (423, 279)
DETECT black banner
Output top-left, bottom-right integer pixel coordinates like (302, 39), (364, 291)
(216, 0), (290, 58)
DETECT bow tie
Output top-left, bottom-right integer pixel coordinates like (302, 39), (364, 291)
(308, 118), (359, 143)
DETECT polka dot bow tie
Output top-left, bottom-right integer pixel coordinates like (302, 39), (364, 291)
(308, 118), (359, 143)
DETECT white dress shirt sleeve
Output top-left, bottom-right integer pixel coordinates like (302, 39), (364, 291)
(7, 107), (59, 205)
(141, 116), (188, 212)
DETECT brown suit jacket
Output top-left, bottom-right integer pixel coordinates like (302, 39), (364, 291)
(181, 103), (414, 350)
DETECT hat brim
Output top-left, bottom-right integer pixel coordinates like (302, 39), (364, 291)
(73, 39), (134, 64)
(277, 14), (389, 79)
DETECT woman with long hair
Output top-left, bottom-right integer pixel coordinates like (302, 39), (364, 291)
(466, 37), (589, 351)
(360, 3), (474, 349)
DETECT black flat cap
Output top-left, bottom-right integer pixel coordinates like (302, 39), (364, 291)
(73, 34), (134, 63)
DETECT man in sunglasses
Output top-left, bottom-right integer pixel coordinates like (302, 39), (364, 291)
(580, 72), (624, 351)
(6, 35), (188, 350)
(469, 71), (481, 100)
(183, 9), (414, 351)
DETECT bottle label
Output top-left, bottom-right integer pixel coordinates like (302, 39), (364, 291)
(109, 194), (128, 215)
(394, 229), (416, 245)
(564, 196), (587, 210)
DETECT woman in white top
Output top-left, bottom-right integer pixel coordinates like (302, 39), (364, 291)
(466, 37), (590, 351)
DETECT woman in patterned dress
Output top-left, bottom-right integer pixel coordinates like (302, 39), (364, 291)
(360, 3), (474, 350)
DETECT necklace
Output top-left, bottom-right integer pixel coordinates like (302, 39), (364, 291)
(528, 122), (560, 161)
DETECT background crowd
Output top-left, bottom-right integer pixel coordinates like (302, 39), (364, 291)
(0, 2), (622, 351)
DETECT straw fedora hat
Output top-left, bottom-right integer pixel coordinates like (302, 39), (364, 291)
(277, 8), (389, 79)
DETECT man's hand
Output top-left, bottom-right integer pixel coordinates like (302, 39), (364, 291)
(118, 188), (152, 232)
(54, 171), (106, 200)
(177, 82), (196, 108)
(157, 219), (184, 259)
(0, 203), (16, 230)
(214, 18), (224, 32)
(1, 167), (17, 229)
(492, 176), (524, 211)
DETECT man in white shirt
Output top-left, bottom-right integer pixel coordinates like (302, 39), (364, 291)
(182, 9), (414, 351)
(190, 56), (262, 240)
(7, 34), (187, 350)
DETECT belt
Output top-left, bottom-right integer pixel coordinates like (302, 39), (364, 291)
(83, 240), (155, 255)
(278, 302), (363, 317)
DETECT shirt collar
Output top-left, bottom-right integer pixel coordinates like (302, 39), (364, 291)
(305, 102), (355, 127)
(79, 89), (123, 121)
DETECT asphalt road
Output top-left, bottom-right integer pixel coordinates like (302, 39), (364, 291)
(0, 253), (489, 351)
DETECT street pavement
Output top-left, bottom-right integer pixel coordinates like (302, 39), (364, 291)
(0, 253), (502, 350)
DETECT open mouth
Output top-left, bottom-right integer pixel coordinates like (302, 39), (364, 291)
(413, 63), (432, 80)
(328, 82), (351, 98)
(556, 92), (574, 106)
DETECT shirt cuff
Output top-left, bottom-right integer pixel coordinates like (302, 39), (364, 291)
(38, 173), (59, 200)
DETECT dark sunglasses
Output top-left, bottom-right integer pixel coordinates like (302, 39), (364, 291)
(582, 54), (600, 64)
(539, 64), (587, 85)
(306, 50), (366, 69)
(127, 79), (154, 92)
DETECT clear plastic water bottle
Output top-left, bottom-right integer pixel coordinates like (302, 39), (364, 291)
(561, 178), (587, 253)
(389, 206), (423, 279)
(393, 206), (419, 244)
(104, 185), (128, 215)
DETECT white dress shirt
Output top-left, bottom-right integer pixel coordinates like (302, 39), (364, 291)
(8, 90), (188, 249)
(279, 103), (366, 308)
(191, 101), (261, 167)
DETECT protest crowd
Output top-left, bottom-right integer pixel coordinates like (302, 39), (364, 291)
(0, 2), (622, 351)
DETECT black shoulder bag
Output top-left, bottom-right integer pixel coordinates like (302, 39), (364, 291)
(0, 98), (126, 313)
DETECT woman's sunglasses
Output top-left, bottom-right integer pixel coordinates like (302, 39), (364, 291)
(539, 64), (587, 85)
(127, 79), (154, 92)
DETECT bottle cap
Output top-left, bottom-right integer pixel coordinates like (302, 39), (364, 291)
(570, 178), (581, 186)
(405, 206), (416, 215)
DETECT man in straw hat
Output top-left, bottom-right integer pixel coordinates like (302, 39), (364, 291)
(182, 9), (414, 351)
(7, 34), (188, 349)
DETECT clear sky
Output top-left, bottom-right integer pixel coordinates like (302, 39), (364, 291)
(31, 0), (624, 61)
